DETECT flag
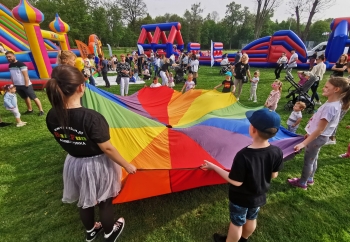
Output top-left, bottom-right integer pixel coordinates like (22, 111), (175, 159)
(137, 44), (144, 55)
(75, 40), (90, 59)
(107, 44), (113, 57)
(210, 40), (214, 67)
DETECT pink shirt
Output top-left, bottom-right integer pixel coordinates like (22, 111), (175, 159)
(297, 73), (308, 86)
(265, 90), (281, 111)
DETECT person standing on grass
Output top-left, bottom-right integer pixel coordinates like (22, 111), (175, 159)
(181, 73), (196, 93)
(3, 84), (27, 127)
(46, 65), (137, 242)
(331, 54), (348, 77)
(286, 49), (298, 75)
(5, 51), (44, 116)
(310, 55), (327, 105)
(201, 108), (283, 242)
(326, 63), (350, 145)
(274, 52), (288, 79)
(190, 55), (199, 85)
(98, 55), (111, 88)
(232, 53), (251, 101)
(116, 54), (131, 96)
(265, 80), (282, 111)
(289, 77), (350, 190)
(214, 71), (235, 94)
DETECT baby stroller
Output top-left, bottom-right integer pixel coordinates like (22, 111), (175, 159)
(219, 58), (231, 75)
(284, 72), (317, 114)
(174, 66), (185, 84)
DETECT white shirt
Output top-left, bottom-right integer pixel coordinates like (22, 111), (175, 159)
(287, 111), (302, 126)
(251, 77), (259, 86)
(185, 81), (195, 92)
(305, 101), (341, 136)
(311, 62), (326, 81)
(288, 53), (298, 68)
(150, 83), (161, 88)
(112, 57), (117, 62)
(277, 56), (288, 64)
(190, 60), (199, 72)
(221, 58), (229, 65)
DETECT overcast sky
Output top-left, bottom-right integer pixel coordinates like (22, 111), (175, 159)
(143, 0), (350, 23)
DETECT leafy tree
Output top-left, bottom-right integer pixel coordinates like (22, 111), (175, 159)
(118, 0), (147, 31)
(223, 2), (244, 49)
(254, 0), (281, 39)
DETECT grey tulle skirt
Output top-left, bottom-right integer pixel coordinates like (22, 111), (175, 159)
(62, 154), (122, 208)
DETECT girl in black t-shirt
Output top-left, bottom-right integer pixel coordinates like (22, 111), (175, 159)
(331, 54), (348, 77)
(45, 65), (136, 242)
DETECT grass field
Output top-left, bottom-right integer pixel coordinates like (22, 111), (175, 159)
(1, 64), (350, 242)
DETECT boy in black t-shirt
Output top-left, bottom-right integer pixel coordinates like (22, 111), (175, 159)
(214, 71), (236, 94)
(202, 108), (283, 242)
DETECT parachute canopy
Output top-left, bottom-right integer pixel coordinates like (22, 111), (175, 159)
(82, 85), (303, 203)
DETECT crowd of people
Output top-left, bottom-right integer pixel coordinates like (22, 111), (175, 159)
(1, 45), (350, 242)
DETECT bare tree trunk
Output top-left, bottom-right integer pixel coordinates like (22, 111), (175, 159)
(254, 0), (262, 39)
(301, 0), (319, 41)
(295, 6), (301, 35)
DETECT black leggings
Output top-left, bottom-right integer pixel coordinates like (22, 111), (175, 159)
(310, 81), (320, 102)
(274, 64), (284, 79)
(79, 198), (115, 234)
(102, 72), (110, 87)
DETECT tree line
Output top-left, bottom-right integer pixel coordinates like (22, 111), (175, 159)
(2, 0), (335, 49)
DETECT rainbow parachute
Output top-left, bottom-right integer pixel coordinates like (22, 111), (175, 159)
(82, 85), (303, 204)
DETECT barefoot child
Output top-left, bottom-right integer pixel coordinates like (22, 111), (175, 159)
(214, 71), (235, 94)
(265, 80), (282, 111)
(289, 77), (350, 189)
(201, 108), (283, 242)
(181, 73), (195, 93)
(287, 101), (306, 133)
(3, 84), (27, 127)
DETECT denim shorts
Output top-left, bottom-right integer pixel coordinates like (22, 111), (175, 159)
(229, 202), (260, 226)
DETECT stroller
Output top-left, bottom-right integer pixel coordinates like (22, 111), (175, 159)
(219, 58), (231, 75)
(284, 72), (317, 114)
(174, 66), (185, 84)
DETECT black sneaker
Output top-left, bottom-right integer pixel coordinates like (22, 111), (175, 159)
(86, 222), (103, 242)
(38, 111), (45, 116)
(23, 110), (33, 115)
(104, 218), (125, 242)
(213, 233), (227, 242)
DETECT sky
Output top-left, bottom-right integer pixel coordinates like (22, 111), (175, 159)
(143, 0), (350, 23)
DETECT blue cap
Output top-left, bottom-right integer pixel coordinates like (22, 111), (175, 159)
(225, 71), (232, 77)
(245, 108), (281, 132)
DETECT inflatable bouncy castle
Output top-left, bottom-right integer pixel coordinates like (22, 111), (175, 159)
(188, 42), (223, 65)
(137, 22), (184, 57)
(227, 30), (308, 68)
(0, 0), (83, 88)
(325, 17), (350, 63)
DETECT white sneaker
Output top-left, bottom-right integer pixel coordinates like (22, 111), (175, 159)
(316, 101), (322, 105)
(20, 121), (27, 124)
(325, 140), (336, 145)
(16, 122), (26, 127)
(253, 100), (257, 103)
(237, 98), (239, 101)
(248, 98), (252, 101)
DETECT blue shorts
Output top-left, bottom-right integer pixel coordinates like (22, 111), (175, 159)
(229, 202), (260, 226)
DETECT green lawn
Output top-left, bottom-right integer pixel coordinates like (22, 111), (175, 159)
(1, 66), (350, 242)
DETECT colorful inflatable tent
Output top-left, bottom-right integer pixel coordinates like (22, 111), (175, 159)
(325, 17), (350, 63)
(82, 85), (304, 204)
(137, 22), (184, 58)
(0, 0), (80, 88)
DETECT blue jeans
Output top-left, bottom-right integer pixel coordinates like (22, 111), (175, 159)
(153, 64), (158, 76)
(229, 202), (260, 226)
(88, 76), (95, 86)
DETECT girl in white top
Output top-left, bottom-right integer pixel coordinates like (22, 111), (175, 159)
(149, 76), (162, 88)
(168, 72), (175, 88)
(286, 49), (298, 74)
(181, 73), (195, 93)
(289, 77), (350, 189)
(249, 70), (260, 102)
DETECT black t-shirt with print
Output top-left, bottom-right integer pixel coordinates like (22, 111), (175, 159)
(228, 145), (283, 208)
(234, 62), (250, 79)
(46, 107), (110, 158)
(222, 80), (234, 93)
(161, 63), (171, 72)
(332, 63), (347, 77)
